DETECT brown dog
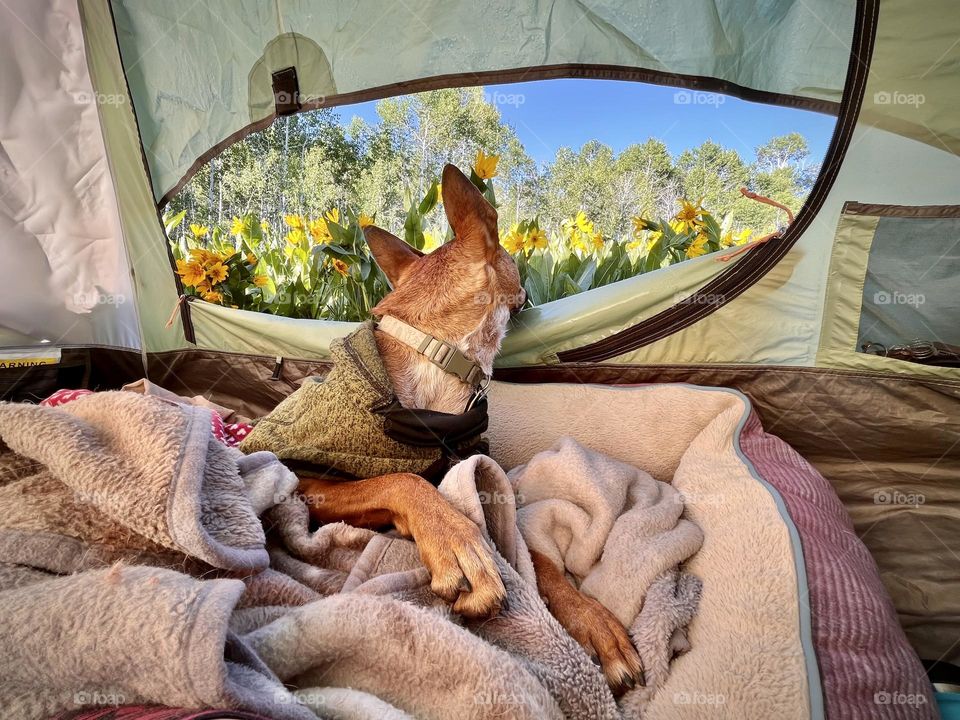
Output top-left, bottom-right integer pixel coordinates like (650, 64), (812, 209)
(297, 163), (643, 692)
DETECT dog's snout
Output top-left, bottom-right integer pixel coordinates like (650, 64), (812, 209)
(511, 289), (526, 314)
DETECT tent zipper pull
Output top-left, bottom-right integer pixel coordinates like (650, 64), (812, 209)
(164, 295), (187, 329)
(271, 356), (284, 381)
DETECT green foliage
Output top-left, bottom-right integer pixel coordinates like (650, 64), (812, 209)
(166, 85), (814, 318)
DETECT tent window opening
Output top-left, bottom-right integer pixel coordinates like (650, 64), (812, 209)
(856, 209), (960, 367)
(162, 79), (835, 322)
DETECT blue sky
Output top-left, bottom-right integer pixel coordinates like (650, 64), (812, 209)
(333, 78), (836, 166)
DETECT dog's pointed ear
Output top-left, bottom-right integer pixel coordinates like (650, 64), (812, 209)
(442, 163), (498, 262)
(364, 226), (422, 287)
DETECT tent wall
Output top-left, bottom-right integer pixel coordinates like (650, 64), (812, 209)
(79, 0), (190, 354)
(0, 0), (139, 351)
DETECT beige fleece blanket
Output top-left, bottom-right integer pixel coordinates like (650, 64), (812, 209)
(0, 390), (707, 720)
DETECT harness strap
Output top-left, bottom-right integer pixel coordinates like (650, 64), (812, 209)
(376, 315), (486, 386)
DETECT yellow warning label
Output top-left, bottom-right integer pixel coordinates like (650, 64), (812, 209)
(0, 349), (61, 370)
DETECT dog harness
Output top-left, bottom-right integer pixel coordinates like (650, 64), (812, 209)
(240, 321), (488, 484)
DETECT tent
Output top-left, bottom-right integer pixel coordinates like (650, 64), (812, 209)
(1, 0), (958, 697)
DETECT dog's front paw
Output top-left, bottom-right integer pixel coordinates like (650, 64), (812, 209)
(405, 498), (506, 619)
(551, 589), (645, 694)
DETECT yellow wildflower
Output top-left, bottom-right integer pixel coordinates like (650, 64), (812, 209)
(591, 233), (604, 251)
(195, 280), (212, 294)
(260, 219), (270, 233)
(473, 150), (499, 180)
(675, 199), (704, 234)
(230, 216), (245, 236)
(734, 228), (753, 245)
(201, 290), (223, 303)
(176, 259), (206, 287)
(626, 239), (643, 251)
(358, 213), (375, 228)
(524, 227), (548, 252)
(631, 216), (652, 236)
(252, 275), (269, 288)
(332, 258), (349, 277)
(574, 211), (594, 235)
(308, 219), (331, 243)
(246, 253), (257, 265)
(569, 235), (588, 253)
(686, 233), (709, 259)
(189, 248), (218, 265)
(324, 208), (340, 225)
(287, 229), (308, 247)
(206, 262), (229, 284)
(501, 225), (524, 254)
(436, 183), (442, 204)
(189, 223), (209, 239)
(284, 214), (305, 231)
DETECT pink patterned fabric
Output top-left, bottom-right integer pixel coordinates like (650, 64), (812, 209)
(738, 411), (936, 720)
(40, 388), (94, 407)
(41, 389), (252, 447)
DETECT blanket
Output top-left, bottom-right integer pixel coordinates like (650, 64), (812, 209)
(0, 391), (702, 720)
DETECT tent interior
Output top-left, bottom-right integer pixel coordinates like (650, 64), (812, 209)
(1, 0), (959, 717)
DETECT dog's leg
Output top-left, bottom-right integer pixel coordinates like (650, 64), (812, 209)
(298, 473), (506, 618)
(530, 549), (644, 693)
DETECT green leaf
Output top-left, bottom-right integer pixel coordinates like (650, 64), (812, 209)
(418, 180), (440, 216)
(163, 209), (186, 235)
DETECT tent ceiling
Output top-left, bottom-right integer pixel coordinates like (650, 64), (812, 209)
(110, 0), (856, 203)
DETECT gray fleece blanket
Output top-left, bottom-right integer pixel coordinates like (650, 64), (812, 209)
(0, 391), (702, 720)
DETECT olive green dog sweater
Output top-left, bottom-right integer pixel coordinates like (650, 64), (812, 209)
(240, 322), (485, 481)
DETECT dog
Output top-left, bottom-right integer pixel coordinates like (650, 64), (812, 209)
(243, 163), (644, 692)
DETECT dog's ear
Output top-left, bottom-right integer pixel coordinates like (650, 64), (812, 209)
(364, 226), (422, 287)
(442, 163), (498, 262)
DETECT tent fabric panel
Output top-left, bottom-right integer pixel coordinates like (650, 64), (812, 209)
(858, 0), (960, 155)
(189, 298), (356, 360)
(80, 0), (190, 353)
(0, 0), (139, 351)
(816, 201), (960, 382)
(110, 0), (856, 201)
(856, 216), (960, 351)
(817, 212), (878, 356)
